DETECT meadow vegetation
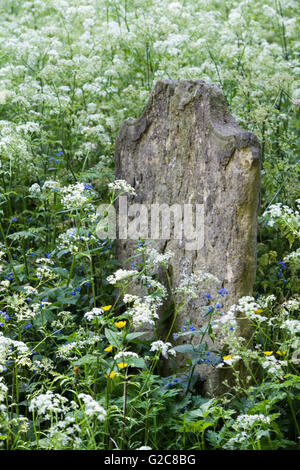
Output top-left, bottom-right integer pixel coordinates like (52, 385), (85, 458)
(0, 0), (299, 450)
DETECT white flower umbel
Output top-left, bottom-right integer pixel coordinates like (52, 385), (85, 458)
(106, 269), (138, 285)
(58, 228), (96, 255)
(234, 296), (267, 323)
(0, 377), (8, 403)
(23, 285), (38, 296)
(262, 203), (300, 237)
(0, 249), (5, 262)
(123, 294), (139, 304)
(280, 319), (300, 335)
(127, 296), (160, 327)
(78, 393), (106, 422)
(216, 354), (241, 368)
(213, 296), (266, 341)
(150, 340), (176, 359)
(36, 265), (56, 281)
(212, 308), (238, 333)
(114, 351), (139, 361)
(143, 248), (173, 269)
(42, 179), (60, 192)
(4, 293), (39, 322)
(176, 270), (220, 299)
(235, 414), (271, 429)
(83, 307), (104, 321)
(35, 257), (54, 265)
(108, 179), (136, 195)
(281, 298), (300, 314)
(284, 248), (300, 267)
(140, 275), (168, 298)
(0, 280), (10, 288)
(29, 183), (41, 197)
(258, 294), (276, 309)
(61, 182), (90, 210)
(261, 355), (283, 377)
(29, 391), (69, 419)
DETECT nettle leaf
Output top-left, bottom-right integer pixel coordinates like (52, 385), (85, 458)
(181, 419), (213, 434)
(73, 354), (101, 366)
(51, 267), (69, 278)
(56, 249), (70, 258)
(7, 228), (44, 241)
(105, 328), (122, 348)
(126, 356), (146, 369)
(185, 399), (217, 420)
(172, 344), (196, 354)
(125, 331), (148, 342)
(34, 310), (56, 326)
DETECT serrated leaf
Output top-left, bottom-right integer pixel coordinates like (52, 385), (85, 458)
(105, 328), (122, 348)
(172, 344), (195, 354)
(125, 331), (147, 341)
(126, 356), (146, 369)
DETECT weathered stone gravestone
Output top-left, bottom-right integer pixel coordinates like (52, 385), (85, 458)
(114, 79), (261, 395)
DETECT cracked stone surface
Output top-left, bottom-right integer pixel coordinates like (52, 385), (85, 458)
(114, 79), (261, 395)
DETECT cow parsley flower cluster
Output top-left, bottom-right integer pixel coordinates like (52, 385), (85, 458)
(58, 228), (96, 254)
(126, 295), (161, 327)
(106, 269), (139, 285)
(61, 182), (94, 210)
(42, 179), (60, 193)
(108, 179), (136, 196)
(29, 391), (69, 419)
(222, 413), (274, 449)
(0, 246), (5, 262)
(233, 296), (268, 323)
(36, 265), (57, 280)
(260, 355), (284, 377)
(4, 293), (40, 322)
(142, 247), (173, 269)
(0, 379), (8, 417)
(235, 414), (271, 429)
(84, 307), (104, 321)
(78, 393), (106, 422)
(150, 340), (176, 359)
(176, 270), (220, 300)
(114, 351), (139, 361)
(284, 248), (300, 267)
(212, 308), (238, 336)
(29, 183), (41, 197)
(262, 202), (300, 236)
(280, 319), (300, 335)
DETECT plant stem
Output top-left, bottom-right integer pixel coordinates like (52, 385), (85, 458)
(121, 367), (128, 450)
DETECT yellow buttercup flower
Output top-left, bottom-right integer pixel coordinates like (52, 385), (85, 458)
(104, 345), (113, 352)
(254, 308), (264, 314)
(102, 305), (112, 311)
(117, 362), (128, 369)
(106, 371), (116, 379)
(222, 355), (232, 361)
(114, 320), (127, 329)
(263, 351), (273, 356)
(276, 350), (285, 356)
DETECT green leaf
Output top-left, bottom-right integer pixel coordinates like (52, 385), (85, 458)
(105, 328), (122, 348)
(126, 356), (146, 369)
(172, 344), (195, 354)
(73, 354), (100, 366)
(125, 331), (148, 342)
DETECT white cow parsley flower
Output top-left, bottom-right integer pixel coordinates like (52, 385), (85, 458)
(150, 340), (176, 359)
(78, 393), (106, 421)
